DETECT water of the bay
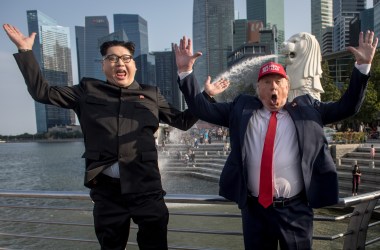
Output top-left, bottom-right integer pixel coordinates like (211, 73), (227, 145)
(0, 141), (226, 249)
(0, 142), (379, 250)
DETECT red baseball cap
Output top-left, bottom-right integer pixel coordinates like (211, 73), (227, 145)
(257, 62), (287, 81)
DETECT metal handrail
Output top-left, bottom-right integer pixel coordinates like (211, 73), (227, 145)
(0, 190), (379, 249)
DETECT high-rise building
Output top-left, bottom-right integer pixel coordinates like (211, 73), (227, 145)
(135, 53), (156, 86)
(333, 0), (366, 52)
(113, 14), (149, 57)
(75, 26), (85, 81)
(154, 51), (183, 110)
(246, 0), (284, 52)
(322, 26), (333, 54)
(374, 1), (380, 44)
(83, 16), (109, 81)
(114, 14), (149, 84)
(193, 0), (234, 87)
(233, 19), (264, 50)
(360, 7), (374, 32)
(311, 0), (333, 47)
(26, 10), (75, 133)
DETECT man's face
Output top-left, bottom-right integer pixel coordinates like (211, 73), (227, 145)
(256, 74), (289, 111)
(102, 45), (136, 87)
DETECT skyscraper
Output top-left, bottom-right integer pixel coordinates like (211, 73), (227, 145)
(154, 50), (183, 110)
(114, 14), (150, 84)
(193, 0), (234, 87)
(26, 10), (75, 133)
(374, 2), (380, 43)
(311, 0), (333, 47)
(333, 0), (366, 52)
(83, 16), (109, 80)
(246, 0), (284, 51)
(113, 14), (149, 57)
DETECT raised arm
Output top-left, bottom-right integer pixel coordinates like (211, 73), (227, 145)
(173, 36), (202, 73)
(347, 30), (378, 65)
(3, 24), (36, 50)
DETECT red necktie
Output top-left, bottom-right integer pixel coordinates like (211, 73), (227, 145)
(258, 111), (277, 208)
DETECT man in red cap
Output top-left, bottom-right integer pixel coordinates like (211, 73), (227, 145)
(174, 31), (378, 249)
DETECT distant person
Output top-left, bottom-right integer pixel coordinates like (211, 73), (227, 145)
(183, 153), (189, 165)
(370, 144), (375, 160)
(2, 23), (227, 250)
(352, 164), (362, 196)
(174, 31), (377, 249)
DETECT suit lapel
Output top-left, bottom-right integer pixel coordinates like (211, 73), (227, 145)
(285, 100), (304, 157)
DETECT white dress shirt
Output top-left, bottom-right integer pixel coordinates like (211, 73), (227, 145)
(244, 108), (303, 198)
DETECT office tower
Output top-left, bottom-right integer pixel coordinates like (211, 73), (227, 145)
(322, 26), (333, 54)
(135, 53), (156, 86)
(233, 19), (263, 49)
(114, 14), (149, 84)
(75, 26), (85, 81)
(246, 0), (284, 52)
(113, 14), (149, 57)
(154, 51), (182, 110)
(373, 1), (380, 47)
(98, 30), (129, 47)
(311, 0), (333, 47)
(193, 0), (234, 87)
(360, 8), (374, 32)
(82, 16), (109, 81)
(374, 2), (380, 43)
(333, 0), (366, 52)
(26, 10), (75, 133)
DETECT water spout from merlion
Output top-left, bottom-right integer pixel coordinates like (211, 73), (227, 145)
(212, 55), (277, 101)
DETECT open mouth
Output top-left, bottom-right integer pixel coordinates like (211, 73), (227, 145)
(271, 94), (278, 104)
(289, 52), (296, 58)
(115, 69), (127, 79)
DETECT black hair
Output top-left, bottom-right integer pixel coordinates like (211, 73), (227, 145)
(100, 40), (135, 56)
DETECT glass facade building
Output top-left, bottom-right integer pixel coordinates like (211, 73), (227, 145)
(246, 0), (284, 52)
(311, 0), (333, 47)
(154, 51), (182, 110)
(333, 0), (366, 52)
(83, 16), (109, 81)
(113, 14), (149, 57)
(26, 10), (75, 133)
(193, 0), (234, 87)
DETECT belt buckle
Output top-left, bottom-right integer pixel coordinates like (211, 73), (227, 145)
(272, 198), (287, 208)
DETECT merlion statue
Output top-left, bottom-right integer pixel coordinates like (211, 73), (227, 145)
(281, 32), (324, 101)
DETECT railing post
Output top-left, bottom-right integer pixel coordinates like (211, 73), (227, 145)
(343, 199), (377, 250)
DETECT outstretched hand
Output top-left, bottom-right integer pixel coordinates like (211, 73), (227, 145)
(204, 76), (230, 97)
(347, 31), (378, 65)
(173, 36), (202, 73)
(3, 24), (36, 50)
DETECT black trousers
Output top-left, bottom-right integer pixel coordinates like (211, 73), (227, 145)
(241, 195), (313, 250)
(90, 175), (169, 250)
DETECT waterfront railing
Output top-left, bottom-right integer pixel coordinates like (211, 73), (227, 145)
(0, 190), (379, 249)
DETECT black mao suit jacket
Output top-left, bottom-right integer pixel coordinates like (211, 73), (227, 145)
(14, 51), (198, 195)
(178, 67), (369, 209)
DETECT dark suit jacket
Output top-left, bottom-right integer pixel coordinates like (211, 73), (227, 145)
(14, 51), (198, 194)
(178, 67), (369, 209)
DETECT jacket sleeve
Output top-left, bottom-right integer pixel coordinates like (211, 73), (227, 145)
(315, 67), (370, 125)
(14, 51), (81, 109)
(178, 72), (231, 127)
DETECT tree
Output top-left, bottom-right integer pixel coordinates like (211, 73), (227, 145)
(320, 60), (341, 102)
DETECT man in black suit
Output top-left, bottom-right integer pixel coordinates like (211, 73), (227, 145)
(174, 31), (377, 249)
(2, 23), (227, 250)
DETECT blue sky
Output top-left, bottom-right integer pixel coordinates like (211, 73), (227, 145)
(0, 0), (315, 135)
